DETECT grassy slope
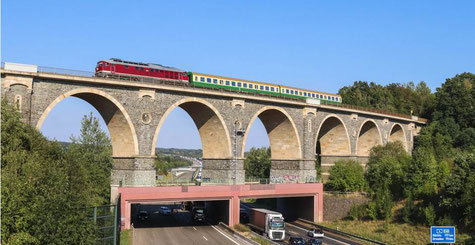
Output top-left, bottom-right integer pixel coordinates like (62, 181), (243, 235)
(120, 229), (132, 245)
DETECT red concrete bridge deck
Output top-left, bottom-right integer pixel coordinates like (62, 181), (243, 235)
(119, 183), (323, 230)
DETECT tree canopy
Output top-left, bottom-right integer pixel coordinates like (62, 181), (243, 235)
(1, 100), (97, 244)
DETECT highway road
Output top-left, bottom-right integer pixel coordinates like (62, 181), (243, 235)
(240, 202), (361, 245)
(133, 204), (241, 245)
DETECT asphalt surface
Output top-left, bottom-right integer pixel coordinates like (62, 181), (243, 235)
(240, 202), (360, 245)
(133, 204), (241, 245)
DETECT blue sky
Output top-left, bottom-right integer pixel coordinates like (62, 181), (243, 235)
(3, 1), (474, 150)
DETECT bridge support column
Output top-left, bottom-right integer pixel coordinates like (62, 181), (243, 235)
(110, 156), (156, 203)
(201, 158), (245, 185)
(270, 159), (316, 184)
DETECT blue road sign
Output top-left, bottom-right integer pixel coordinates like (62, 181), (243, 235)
(431, 226), (455, 243)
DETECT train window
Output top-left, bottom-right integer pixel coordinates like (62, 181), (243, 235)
(320, 95), (323, 99)
(265, 86), (269, 91)
(304, 92), (307, 96)
(243, 83), (247, 88)
(271, 87), (274, 91)
(141, 67), (144, 71)
(336, 97), (339, 101)
(195, 76), (198, 81)
(213, 79), (217, 84)
(220, 80), (223, 84)
(286, 89), (289, 93)
(249, 84), (253, 88)
(259, 85), (263, 90)
(226, 80), (230, 85)
(237, 82), (241, 87)
(104, 63), (109, 66)
(332, 97), (335, 101)
(200, 77), (205, 82)
(290, 90), (294, 95)
(207, 78), (211, 83)
(135, 67), (139, 70)
(125, 65), (129, 69)
(324, 96), (327, 99)
(232, 81), (236, 86)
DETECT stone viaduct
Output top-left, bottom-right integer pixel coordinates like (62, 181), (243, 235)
(1, 63), (426, 202)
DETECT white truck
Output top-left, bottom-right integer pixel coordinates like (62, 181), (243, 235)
(249, 208), (285, 241)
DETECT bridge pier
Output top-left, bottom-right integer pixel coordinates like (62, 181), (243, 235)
(201, 158), (245, 184)
(270, 159), (317, 183)
(110, 156), (156, 203)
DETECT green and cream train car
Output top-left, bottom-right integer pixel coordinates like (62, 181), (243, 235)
(189, 72), (342, 103)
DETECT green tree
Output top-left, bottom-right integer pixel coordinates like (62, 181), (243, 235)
(244, 147), (271, 178)
(433, 72), (475, 129)
(326, 160), (366, 192)
(439, 152), (475, 231)
(365, 142), (411, 200)
(1, 100), (96, 244)
(406, 147), (439, 198)
(67, 113), (113, 206)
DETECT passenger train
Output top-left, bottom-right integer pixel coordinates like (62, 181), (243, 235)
(95, 58), (342, 103)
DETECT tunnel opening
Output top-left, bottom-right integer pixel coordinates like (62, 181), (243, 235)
(130, 199), (230, 229)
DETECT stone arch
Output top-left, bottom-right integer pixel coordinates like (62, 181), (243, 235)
(151, 98), (232, 158)
(36, 88), (139, 157)
(356, 119), (383, 156)
(241, 106), (302, 159)
(315, 115), (351, 156)
(389, 123), (407, 151)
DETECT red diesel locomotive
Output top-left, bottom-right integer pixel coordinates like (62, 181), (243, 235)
(95, 58), (189, 81)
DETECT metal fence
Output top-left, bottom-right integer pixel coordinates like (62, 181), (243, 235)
(89, 205), (119, 245)
(155, 177), (322, 186)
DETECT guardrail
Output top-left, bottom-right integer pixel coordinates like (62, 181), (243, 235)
(1, 62), (426, 123)
(156, 177), (322, 186)
(297, 218), (386, 245)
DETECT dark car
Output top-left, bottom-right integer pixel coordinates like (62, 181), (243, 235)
(138, 211), (149, 221)
(307, 238), (322, 245)
(289, 237), (306, 245)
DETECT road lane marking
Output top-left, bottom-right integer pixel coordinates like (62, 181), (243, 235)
(210, 225), (241, 245)
(203, 236), (208, 241)
(193, 227), (197, 231)
(286, 223), (351, 245)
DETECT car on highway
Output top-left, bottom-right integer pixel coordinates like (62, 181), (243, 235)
(288, 236), (306, 244)
(138, 211), (149, 221)
(306, 238), (322, 245)
(307, 228), (324, 238)
(159, 206), (172, 215)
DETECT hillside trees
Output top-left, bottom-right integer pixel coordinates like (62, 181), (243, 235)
(66, 113), (113, 206)
(1, 100), (96, 244)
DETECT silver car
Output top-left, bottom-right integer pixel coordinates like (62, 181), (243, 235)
(307, 228), (324, 238)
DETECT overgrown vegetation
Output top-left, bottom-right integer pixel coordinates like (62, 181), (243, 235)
(326, 160), (366, 192)
(341, 73), (475, 235)
(1, 101), (114, 244)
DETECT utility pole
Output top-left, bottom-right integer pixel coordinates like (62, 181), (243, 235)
(233, 121), (245, 185)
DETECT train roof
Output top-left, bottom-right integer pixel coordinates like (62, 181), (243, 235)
(105, 58), (186, 72)
(191, 72), (340, 97)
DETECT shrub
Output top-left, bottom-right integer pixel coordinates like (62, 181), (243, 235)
(327, 160), (366, 192)
(348, 203), (368, 220)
